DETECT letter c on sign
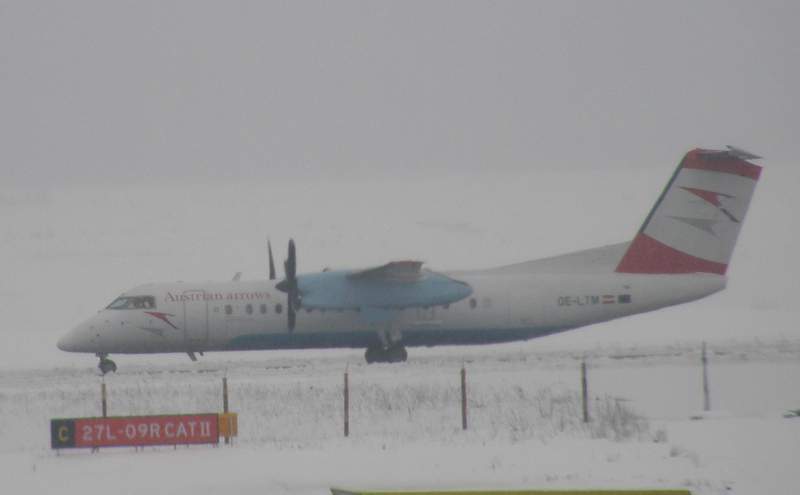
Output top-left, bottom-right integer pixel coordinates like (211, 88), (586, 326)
(51, 419), (76, 449)
(58, 426), (69, 442)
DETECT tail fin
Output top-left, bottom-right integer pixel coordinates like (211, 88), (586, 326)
(616, 146), (762, 275)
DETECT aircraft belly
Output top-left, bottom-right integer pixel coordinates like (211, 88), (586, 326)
(225, 326), (571, 351)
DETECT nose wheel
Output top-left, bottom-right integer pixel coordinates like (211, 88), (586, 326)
(97, 354), (117, 375)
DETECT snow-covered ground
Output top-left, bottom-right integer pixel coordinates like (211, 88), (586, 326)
(2, 341), (799, 495)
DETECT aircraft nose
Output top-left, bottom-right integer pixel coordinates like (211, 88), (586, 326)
(57, 323), (93, 352)
(57, 328), (78, 352)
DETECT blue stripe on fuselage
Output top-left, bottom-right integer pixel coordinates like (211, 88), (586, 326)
(225, 326), (574, 351)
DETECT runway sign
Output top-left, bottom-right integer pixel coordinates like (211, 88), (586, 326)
(331, 490), (691, 495)
(51, 414), (219, 449)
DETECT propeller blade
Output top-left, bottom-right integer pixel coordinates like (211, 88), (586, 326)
(286, 239), (296, 280)
(288, 296), (296, 331)
(276, 238), (299, 332)
(268, 240), (276, 280)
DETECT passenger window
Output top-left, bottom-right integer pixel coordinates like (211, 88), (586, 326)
(246, 304), (253, 315)
(275, 303), (283, 314)
(260, 304), (267, 314)
(225, 305), (233, 315)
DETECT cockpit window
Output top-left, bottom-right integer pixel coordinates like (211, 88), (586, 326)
(106, 296), (156, 310)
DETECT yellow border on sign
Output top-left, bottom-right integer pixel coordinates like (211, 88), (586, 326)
(330, 490), (691, 495)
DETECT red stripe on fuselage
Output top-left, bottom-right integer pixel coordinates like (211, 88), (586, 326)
(683, 150), (762, 181)
(615, 233), (727, 275)
(144, 311), (179, 330)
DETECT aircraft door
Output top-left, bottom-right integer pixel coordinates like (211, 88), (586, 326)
(182, 290), (209, 350)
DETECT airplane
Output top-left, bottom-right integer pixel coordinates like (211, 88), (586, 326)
(58, 146), (762, 374)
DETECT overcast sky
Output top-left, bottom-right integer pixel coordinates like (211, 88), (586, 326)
(1, 1), (798, 186)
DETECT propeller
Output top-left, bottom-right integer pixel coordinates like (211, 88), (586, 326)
(275, 239), (300, 331)
(268, 240), (276, 280)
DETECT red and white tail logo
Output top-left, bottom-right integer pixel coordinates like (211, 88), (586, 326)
(616, 147), (762, 275)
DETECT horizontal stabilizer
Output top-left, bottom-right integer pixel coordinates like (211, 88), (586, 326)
(698, 145), (762, 161)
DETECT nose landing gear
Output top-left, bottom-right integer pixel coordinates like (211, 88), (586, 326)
(97, 354), (117, 375)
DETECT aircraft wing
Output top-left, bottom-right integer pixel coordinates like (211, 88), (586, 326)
(347, 261), (423, 283)
(296, 263), (471, 311)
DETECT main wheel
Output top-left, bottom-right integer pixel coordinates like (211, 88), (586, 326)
(365, 343), (408, 364)
(364, 344), (381, 364)
(387, 345), (408, 363)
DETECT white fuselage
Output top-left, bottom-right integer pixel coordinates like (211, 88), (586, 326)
(58, 271), (725, 355)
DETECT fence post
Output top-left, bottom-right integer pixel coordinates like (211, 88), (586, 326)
(93, 379), (108, 454)
(101, 379), (108, 418)
(581, 359), (589, 423)
(222, 377), (230, 445)
(461, 366), (467, 430)
(702, 342), (711, 412)
(344, 367), (350, 437)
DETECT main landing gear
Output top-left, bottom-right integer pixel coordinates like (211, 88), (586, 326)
(97, 354), (117, 375)
(364, 343), (408, 364)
